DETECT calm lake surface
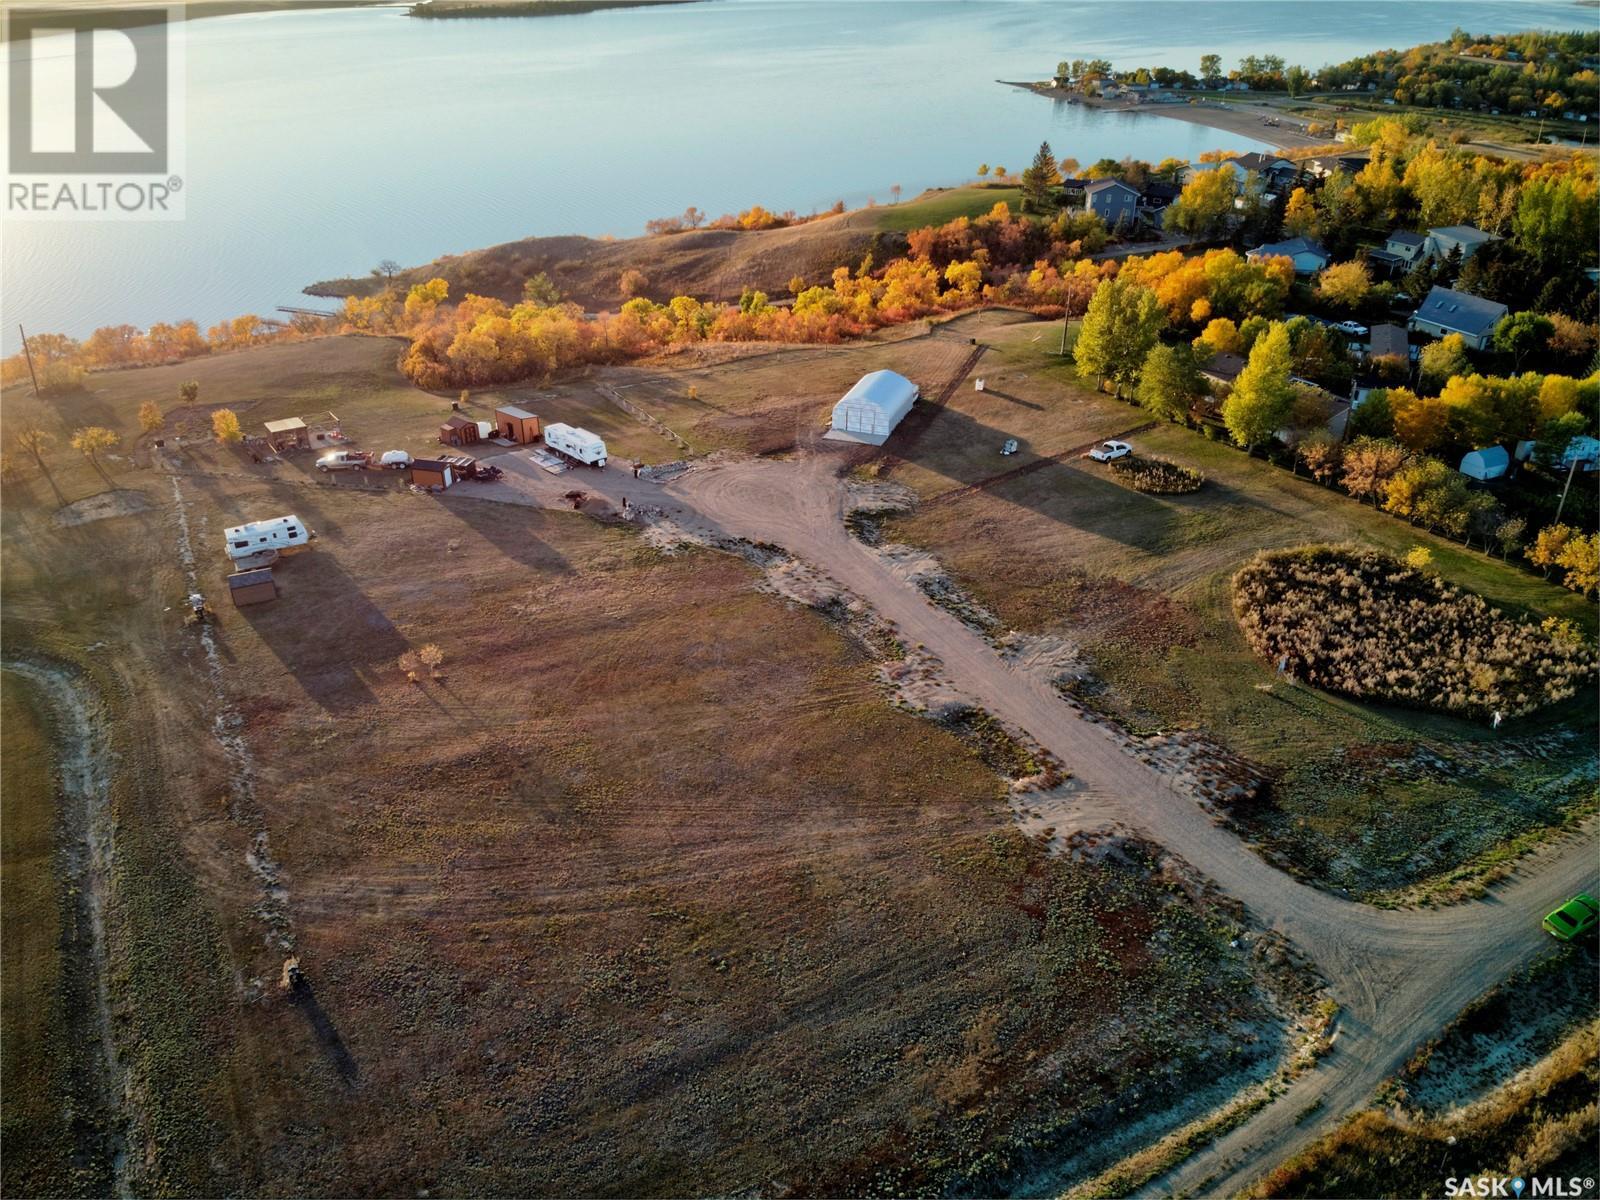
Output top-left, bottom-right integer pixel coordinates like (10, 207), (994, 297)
(2, 0), (1585, 349)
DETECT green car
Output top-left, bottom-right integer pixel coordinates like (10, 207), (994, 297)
(1542, 893), (1599, 941)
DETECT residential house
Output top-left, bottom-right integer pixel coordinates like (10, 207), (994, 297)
(1138, 180), (1181, 215)
(1365, 323), (1410, 363)
(1300, 151), (1370, 179)
(1200, 352), (1247, 390)
(1367, 230), (1428, 276)
(1424, 225), (1498, 263)
(1081, 179), (1140, 228)
(1408, 286), (1508, 350)
(1228, 152), (1299, 190)
(1246, 237), (1331, 276)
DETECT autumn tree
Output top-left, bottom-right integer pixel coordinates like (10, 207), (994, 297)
(1494, 515), (1525, 561)
(212, 408), (243, 443)
(1317, 260), (1371, 310)
(1195, 317), (1244, 357)
(1073, 279), (1166, 398)
(418, 643), (445, 678)
(1282, 188), (1320, 239)
(1165, 166), (1236, 239)
(138, 399), (164, 432)
(522, 272), (563, 306)
(1492, 312), (1553, 371)
(1527, 523), (1573, 578)
(1020, 140), (1061, 213)
(1298, 430), (1343, 483)
(1223, 321), (1294, 450)
(70, 425), (119, 466)
(375, 259), (402, 282)
(13, 426), (53, 473)
(1419, 333), (1470, 392)
(1556, 531), (1598, 598)
(1389, 387), (1450, 452)
(1200, 53), (1222, 81)
(1341, 436), (1408, 505)
(178, 379), (200, 404)
(619, 269), (649, 299)
(1136, 343), (1205, 423)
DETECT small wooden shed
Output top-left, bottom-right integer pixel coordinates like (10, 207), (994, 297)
(227, 567), (279, 607)
(263, 417), (309, 452)
(495, 405), (541, 444)
(411, 458), (458, 489)
(439, 414), (480, 447)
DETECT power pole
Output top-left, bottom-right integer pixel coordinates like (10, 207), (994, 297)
(1553, 453), (1581, 525)
(1058, 309), (1071, 357)
(17, 325), (40, 396)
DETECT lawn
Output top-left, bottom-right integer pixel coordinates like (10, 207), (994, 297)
(867, 184), (1026, 232)
(879, 319), (1598, 899)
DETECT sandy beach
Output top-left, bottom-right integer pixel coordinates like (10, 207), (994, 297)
(1007, 82), (1331, 153)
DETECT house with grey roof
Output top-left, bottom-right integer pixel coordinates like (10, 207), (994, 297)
(1365, 323), (1409, 363)
(1227, 152), (1299, 190)
(1424, 225), (1498, 263)
(1246, 237), (1331, 276)
(1080, 179), (1140, 228)
(1368, 229), (1428, 275)
(1408, 286), (1508, 350)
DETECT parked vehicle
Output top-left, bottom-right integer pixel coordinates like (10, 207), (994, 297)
(1088, 440), (1132, 462)
(1332, 320), (1369, 337)
(543, 422), (608, 468)
(223, 515), (314, 563)
(1543, 893), (1598, 941)
(379, 450), (413, 469)
(316, 449), (370, 472)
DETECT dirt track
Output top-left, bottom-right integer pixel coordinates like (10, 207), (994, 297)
(473, 443), (1598, 1194)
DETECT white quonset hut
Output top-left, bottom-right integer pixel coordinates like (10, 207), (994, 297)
(826, 370), (919, 445)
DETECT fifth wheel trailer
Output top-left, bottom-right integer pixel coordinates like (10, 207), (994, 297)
(543, 423), (607, 467)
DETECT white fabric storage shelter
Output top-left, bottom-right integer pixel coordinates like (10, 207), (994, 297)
(828, 370), (919, 444)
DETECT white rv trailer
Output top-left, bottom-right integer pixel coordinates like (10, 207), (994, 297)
(223, 515), (314, 563)
(543, 422), (607, 467)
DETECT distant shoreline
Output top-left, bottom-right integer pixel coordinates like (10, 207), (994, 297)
(409, 0), (701, 17)
(1003, 81), (1327, 153)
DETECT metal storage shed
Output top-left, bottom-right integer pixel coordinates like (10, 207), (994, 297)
(1459, 446), (1510, 481)
(826, 370), (919, 445)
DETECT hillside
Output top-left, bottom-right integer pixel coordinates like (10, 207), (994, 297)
(304, 186), (1023, 311)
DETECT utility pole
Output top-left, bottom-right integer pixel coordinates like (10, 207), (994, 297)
(1553, 452), (1581, 525)
(17, 325), (40, 396)
(1058, 309), (1071, 357)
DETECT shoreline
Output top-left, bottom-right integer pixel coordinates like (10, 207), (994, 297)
(1003, 81), (1328, 153)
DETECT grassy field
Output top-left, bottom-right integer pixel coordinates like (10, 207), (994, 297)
(0, 336), (1318, 1195)
(866, 184), (1026, 232)
(600, 315), (1026, 456)
(875, 319), (1597, 899)
(0, 673), (84, 1198)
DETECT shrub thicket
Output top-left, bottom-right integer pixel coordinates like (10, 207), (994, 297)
(1233, 545), (1595, 720)
(1110, 455), (1204, 494)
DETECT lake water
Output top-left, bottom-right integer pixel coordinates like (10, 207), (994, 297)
(2, 0), (1585, 351)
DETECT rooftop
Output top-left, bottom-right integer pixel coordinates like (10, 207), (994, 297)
(496, 404), (537, 420)
(1429, 224), (1497, 245)
(1387, 230), (1427, 247)
(263, 417), (307, 434)
(1249, 237), (1329, 260)
(1413, 285), (1508, 336)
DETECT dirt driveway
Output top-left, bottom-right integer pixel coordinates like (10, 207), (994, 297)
(455, 442), (1598, 1194)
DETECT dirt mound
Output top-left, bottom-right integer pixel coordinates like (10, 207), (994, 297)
(307, 210), (904, 311)
(52, 490), (151, 527)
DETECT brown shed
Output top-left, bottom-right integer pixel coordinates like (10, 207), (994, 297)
(228, 567), (279, 607)
(439, 414), (480, 447)
(495, 405), (541, 444)
(410, 458), (458, 489)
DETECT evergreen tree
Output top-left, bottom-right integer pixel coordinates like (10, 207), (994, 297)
(1020, 141), (1061, 213)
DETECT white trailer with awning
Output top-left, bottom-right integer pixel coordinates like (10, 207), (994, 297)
(826, 370), (919, 445)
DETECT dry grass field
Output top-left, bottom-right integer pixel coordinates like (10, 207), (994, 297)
(870, 319), (1597, 900)
(0, 343), (1315, 1196)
